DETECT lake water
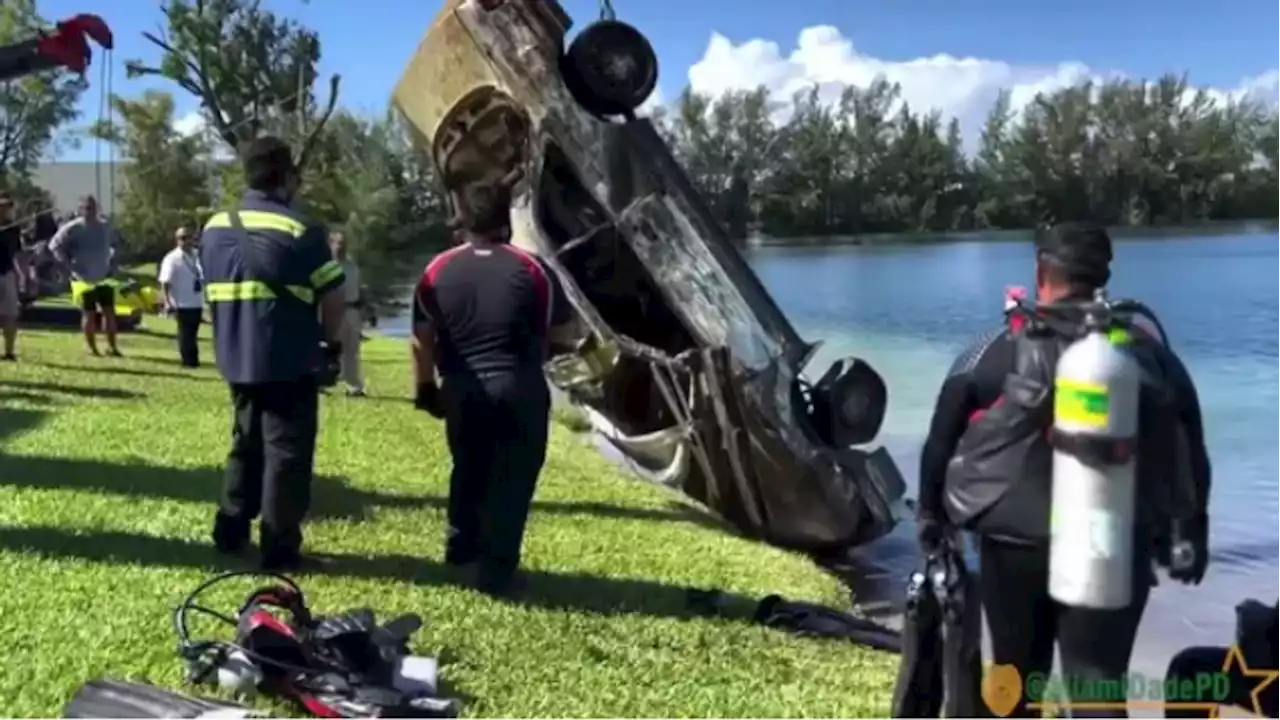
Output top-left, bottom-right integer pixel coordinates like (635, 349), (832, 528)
(383, 229), (1279, 683)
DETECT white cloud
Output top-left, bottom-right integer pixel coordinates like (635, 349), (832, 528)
(173, 110), (205, 137)
(682, 25), (1279, 149)
(173, 110), (236, 161)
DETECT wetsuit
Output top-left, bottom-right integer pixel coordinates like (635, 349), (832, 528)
(412, 241), (570, 591)
(919, 317), (1211, 718)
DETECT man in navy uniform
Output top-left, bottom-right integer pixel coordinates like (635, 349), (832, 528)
(200, 135), (346, 570)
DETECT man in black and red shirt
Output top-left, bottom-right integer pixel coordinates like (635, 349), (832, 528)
(411, 181), (575, 597)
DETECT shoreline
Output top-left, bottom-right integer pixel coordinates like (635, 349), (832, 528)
(742, 219), (1280, 249)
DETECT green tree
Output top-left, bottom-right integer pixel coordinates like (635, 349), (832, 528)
(89, 91), (214, 261)
(655, 72), (1278, 237)
(299, 109), (449, 313)
(0, 0), (86, 194)
(124, 0), (340, 168)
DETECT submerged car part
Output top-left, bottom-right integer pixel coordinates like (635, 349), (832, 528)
(394, 0), (909, 553)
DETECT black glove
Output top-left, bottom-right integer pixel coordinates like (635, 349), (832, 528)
(414, 382), (444, 419)
(323, 340), (343, 361)
(316, 341), (342, 388)
(1168, 513), (1209, 585)
(916, 512), (948, 556)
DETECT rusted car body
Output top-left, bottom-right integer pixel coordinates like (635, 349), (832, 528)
(393, 0), (908, 553)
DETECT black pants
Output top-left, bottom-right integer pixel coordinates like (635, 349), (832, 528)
(441, 371), (550, 584)
(213, 378), (319, 565)
(1165, 646), (1278, 718)
(979, 536), (1152, 718)
(79, 284), (114, 312)
(175, 308), (202, 367)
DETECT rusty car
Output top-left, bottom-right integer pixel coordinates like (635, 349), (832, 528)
(393, 0), (909, 554)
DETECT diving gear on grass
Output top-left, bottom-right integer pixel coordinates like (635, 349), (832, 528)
(175, 571), (461, 718)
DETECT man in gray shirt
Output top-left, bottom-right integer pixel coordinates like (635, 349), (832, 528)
(329, 231), (366, 396)
(49, 195), (122, 356)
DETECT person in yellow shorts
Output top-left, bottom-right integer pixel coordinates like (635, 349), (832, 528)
(48, 195), (123, 357)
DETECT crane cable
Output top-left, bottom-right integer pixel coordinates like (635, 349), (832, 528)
(598, 0), (616, 21)
(105, 48), (115, 218)
(94, 52), (104, 206)
(91, 47), (117, 217)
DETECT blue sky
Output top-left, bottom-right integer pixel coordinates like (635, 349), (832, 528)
(45, 0), (1280, 160)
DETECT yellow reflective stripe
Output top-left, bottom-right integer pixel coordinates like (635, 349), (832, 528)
(310, 260), (343, 288)
(205, 281), (314, 304)
(206, 281), (276, 302)
(286, 285), (314, 304)
(203, 210), (307, 238)
(202, 212), (227, 232)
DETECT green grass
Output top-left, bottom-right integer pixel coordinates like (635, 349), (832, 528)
(0, 320), (898, 717)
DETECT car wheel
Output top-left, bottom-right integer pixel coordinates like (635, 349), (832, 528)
(561, 20), (659, 118)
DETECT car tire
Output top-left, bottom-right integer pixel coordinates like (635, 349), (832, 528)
(561, 20), (658, 118)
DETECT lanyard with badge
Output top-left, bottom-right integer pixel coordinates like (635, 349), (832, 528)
(181, 249), (202, 294)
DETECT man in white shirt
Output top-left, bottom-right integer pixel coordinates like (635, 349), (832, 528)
(158, 224), (205, 367)
(329, 231), (366, 396)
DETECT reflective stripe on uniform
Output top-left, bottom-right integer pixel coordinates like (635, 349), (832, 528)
(203, 209), (317, 304)
(204, 210), (307, 238)
(310, 260), (343, 289)
(205, 280), (314, 304)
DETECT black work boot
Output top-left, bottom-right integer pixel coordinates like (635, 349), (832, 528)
(212, 512), (251, 556)
(475, 563), (526, 600)
(260, 526), (316, 573)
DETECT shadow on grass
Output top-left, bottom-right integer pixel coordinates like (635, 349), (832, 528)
(0, 454), (372, 524)
(125, 353), (198, 366)
(0, 454), (724, 531)
(0, 406), (50, 444)
(0, 389), (58, 406)
(358, 491), (726, 530)
(0, 523), (761, 622)
(38, 362), (218, 383)
(0, 379), (141, 400)
(133, 326), (177, 340)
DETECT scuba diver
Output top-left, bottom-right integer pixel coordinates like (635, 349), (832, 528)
(916, 222), (1212, 718)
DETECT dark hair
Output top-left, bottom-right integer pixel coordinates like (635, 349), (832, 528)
(1035, 222), (1113, 290)
(242, 136), (296, 192)
(449, 183), (513, 236)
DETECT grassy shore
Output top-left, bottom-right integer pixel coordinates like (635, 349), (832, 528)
(0, 319), (897, 717)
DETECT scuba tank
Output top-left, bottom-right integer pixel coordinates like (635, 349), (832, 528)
(1047, 289), (1143, 610)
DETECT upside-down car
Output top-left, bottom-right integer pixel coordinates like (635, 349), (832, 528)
(393, 0), (909, 554)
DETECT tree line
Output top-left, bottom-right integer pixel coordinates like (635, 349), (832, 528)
(654, 77), (1279, 239)
(2, 0), (1276, 314)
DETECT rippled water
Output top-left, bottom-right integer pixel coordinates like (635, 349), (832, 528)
(751, 230), (1279, 681)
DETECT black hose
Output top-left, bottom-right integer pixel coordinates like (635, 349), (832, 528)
(173, 570), (319, 680)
